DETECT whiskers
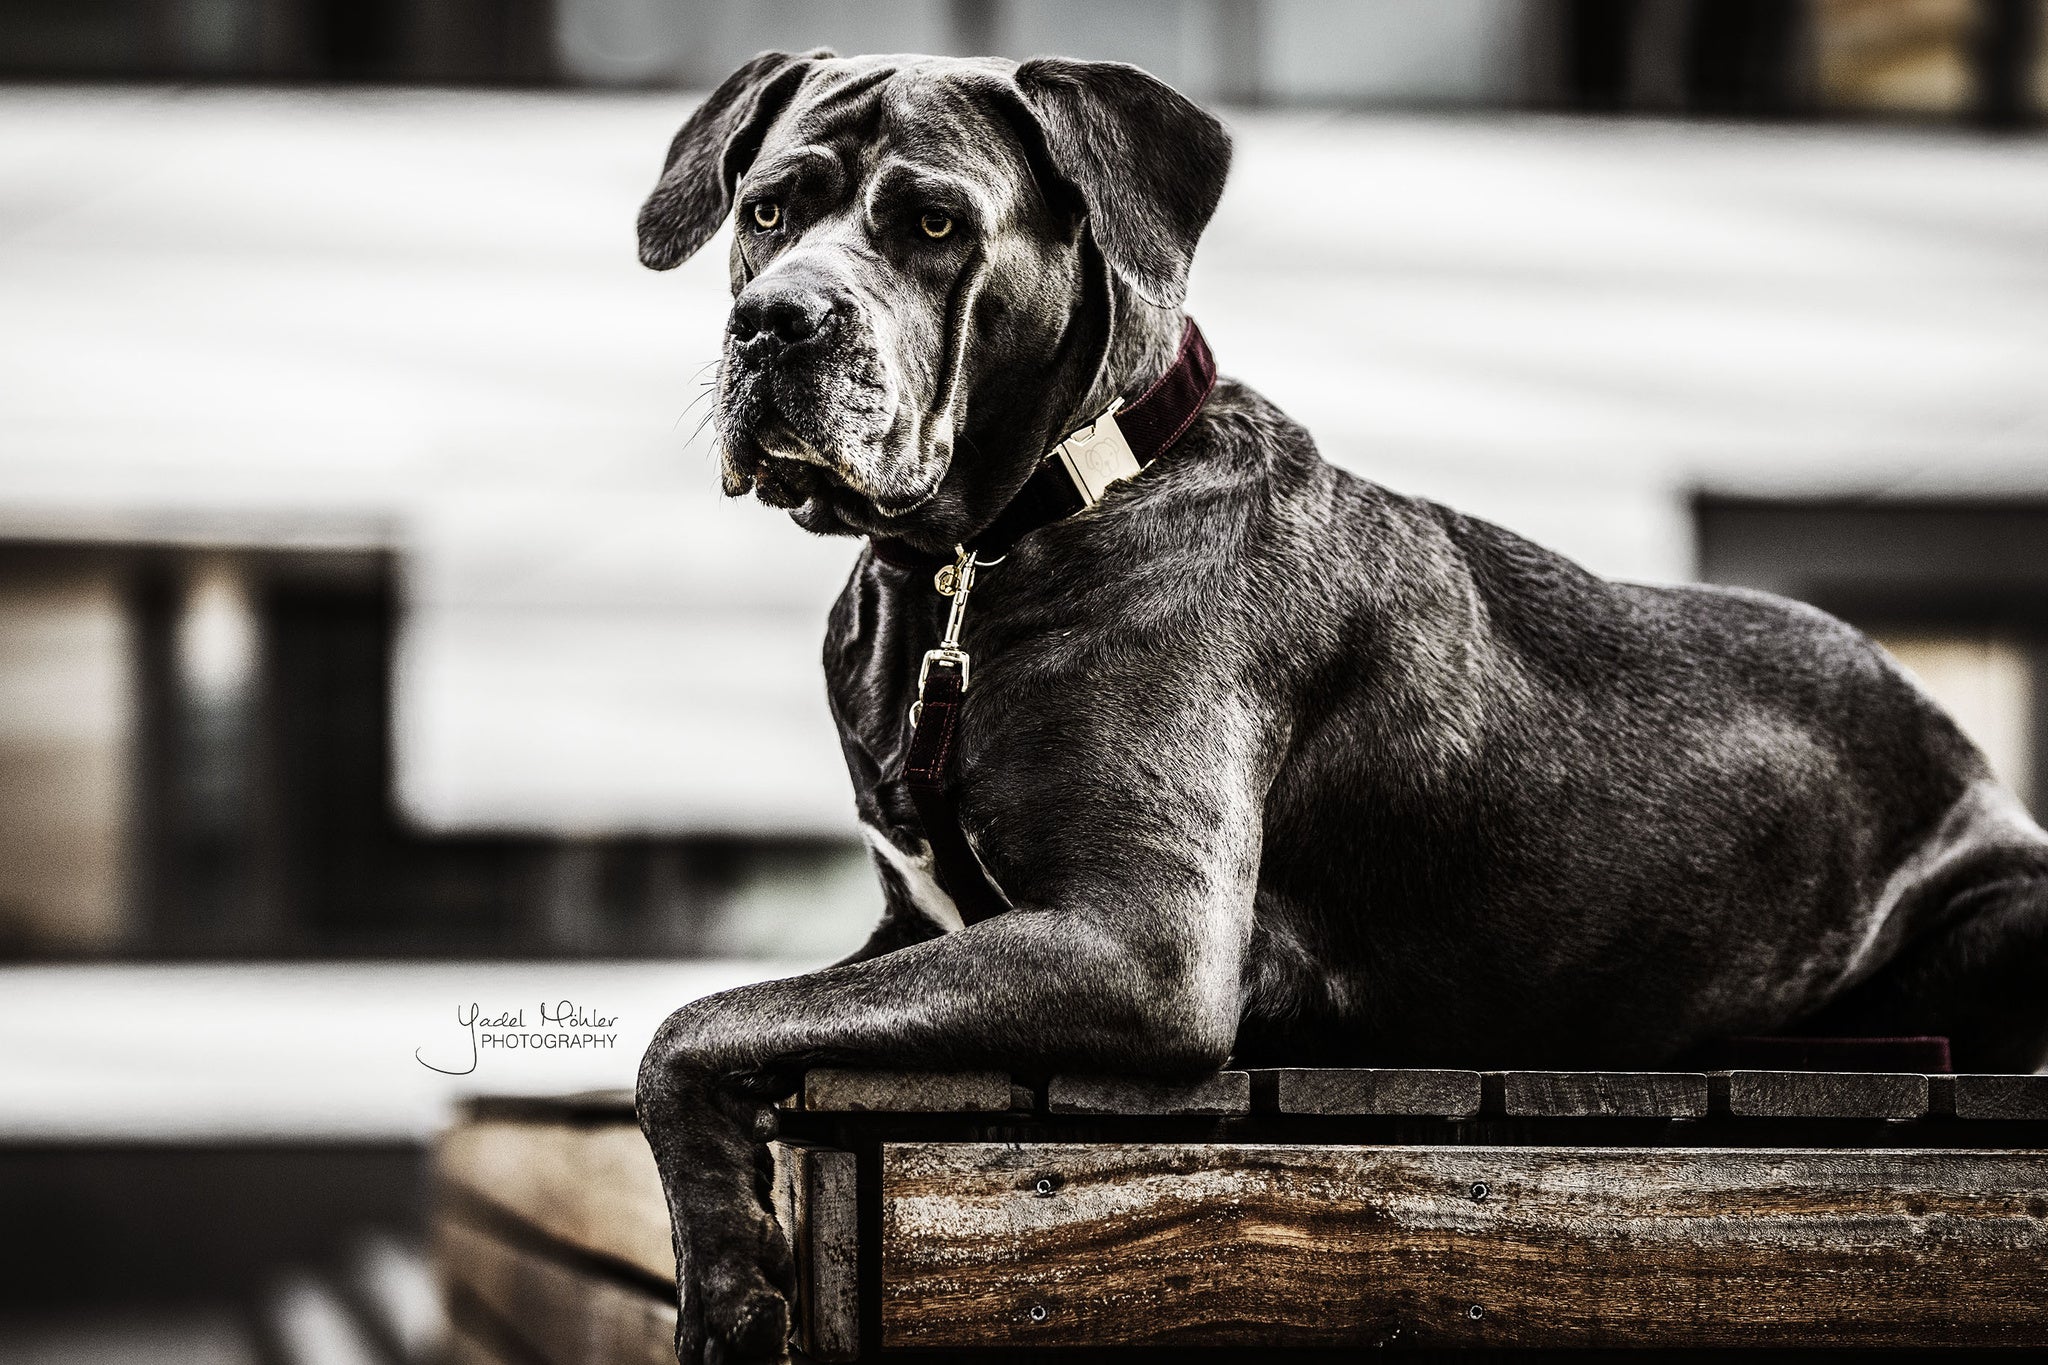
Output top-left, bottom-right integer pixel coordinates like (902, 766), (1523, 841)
(671, 358), (724, 454)
(686, 400), (721, 450)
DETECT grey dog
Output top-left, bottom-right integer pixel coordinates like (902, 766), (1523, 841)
(632, 51), (2048, 1364)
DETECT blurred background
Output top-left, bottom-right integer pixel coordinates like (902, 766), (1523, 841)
(2, 0), (2045, 1360)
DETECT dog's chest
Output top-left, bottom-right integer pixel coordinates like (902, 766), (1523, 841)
(832, 557), (1034, 935)
(861, 822), (965, 933)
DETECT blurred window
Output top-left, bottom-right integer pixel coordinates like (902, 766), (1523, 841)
(0, 0), (2036, 124)
(1814, 0), (1977, 116)
(1539, 0), (2042, 121)
(0, 541), (868, 963)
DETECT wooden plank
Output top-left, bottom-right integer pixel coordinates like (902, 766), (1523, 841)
(768, 1144), (860, 1362)
(1955, 1073), (2048, 1122)
(437, 1213), (675, 1365)
(800, 1068), (1013, 1112)
(436, 1119), (859, 1361)
(1260, 1068), (1481, 1118)
(1048, 1072), (1249, 1116)
(1718, 1069), (1928, 1119)
(1498, 1070), (1708, 1118)
(879, 1141), (2048, 1349)
(437, 1118), (672, 1286)
(443, 1311), (530, 1365)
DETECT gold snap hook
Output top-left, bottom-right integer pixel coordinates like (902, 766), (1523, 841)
(909, 545), (985, 726)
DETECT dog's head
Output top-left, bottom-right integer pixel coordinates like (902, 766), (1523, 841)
(638, 53), (1230, 549)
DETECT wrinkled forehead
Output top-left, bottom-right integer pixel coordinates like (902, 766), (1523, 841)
(748, 57), (1039, 219)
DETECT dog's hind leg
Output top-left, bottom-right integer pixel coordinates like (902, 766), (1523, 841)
(1797, 872), (2048, 1074)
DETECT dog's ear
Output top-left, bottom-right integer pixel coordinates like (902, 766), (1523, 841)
(1013, 57), (1231, 309)
(637, 50), (828, 271)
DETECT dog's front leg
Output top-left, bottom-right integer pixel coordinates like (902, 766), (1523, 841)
(640, 795), (1262, 1363)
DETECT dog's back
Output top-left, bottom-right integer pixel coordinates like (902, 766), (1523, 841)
(1157, 383), (2048, 1069)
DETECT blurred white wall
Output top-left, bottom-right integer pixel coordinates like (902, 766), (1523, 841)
(0, 959), (802, 1140)
(4, 86), (2046, 838)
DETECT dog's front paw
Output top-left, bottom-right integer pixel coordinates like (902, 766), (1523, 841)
(676, 1201), (796, 1365)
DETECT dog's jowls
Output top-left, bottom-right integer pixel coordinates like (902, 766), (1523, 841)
(631, 51), (2048, 1365)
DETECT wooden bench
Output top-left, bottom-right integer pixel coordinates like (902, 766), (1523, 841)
(433, 1067), (2048, 1361)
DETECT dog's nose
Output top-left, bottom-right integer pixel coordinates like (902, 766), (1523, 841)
(730, 285), (831, 349)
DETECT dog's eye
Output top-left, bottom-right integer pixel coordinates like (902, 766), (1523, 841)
(919, 211), (953, 241)
(750, 201), (781, 232)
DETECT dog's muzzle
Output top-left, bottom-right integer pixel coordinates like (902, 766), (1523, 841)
(719, 283), (837, 504)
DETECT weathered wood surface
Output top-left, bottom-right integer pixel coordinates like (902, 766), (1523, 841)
(443, 1313), (525, 1365)
(1719, 1069), (1928, 1119)
(452, 1068), (2045, 1123)
(1954, 1072), (2048, 1121)
(799, 1068), (1013, 1112)
(436, 1119), (859, 1361)
(436, 1071), (2048, 1360)
(437, 1214), (676, 1365)
(1498, 1070), (1709, 1118)
(1048, 1071), (1249, 1116)
(1259, 1067), (1482, 1117)
(438, 1117), (672, 1285)
(878, 1141), (2048, 1349)
(767, 1144), (860, 1361)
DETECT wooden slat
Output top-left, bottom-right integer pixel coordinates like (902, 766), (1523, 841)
(438, 1118), (673, 1286)
(1260, 1067), (1481, 1117)
(879, 1141), (2048, 1349)
(443, 1310), (530, 1365)
(1047, 1072), (1249, 1116)
(438, 1118), (672, 1286)
(800, 1068), (1013, 1112)
(437, 1213), (675, 1365)
(1498, 1070), (1708, 1118)
(1955, 1073), (2048, 1121)
(768, 1144), (860, 1362)
(1719, 1069), (1928, 1119)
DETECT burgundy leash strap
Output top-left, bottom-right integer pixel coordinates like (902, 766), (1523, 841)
(888, 318), (1219, 924)
(900, 665), (1010, 924)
